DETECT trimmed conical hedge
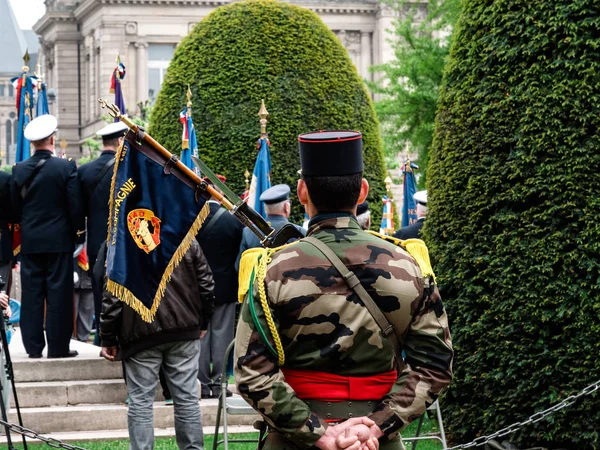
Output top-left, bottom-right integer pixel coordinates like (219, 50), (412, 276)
(148, 0), (386, 225)
(427, 1), (600, 447)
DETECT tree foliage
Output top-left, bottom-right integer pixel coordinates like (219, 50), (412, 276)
(148, 0), (386, 225)
(370, 0), (461, 185)
(427, 0), (600, 447)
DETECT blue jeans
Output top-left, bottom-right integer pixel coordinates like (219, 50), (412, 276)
(124, 339), (203, 450)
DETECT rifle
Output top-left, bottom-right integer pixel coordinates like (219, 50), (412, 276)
(98, 99), (303, 248)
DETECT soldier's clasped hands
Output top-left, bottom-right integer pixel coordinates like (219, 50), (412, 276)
(315, 417), (381, 450)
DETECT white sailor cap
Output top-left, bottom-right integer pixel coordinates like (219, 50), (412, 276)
(97, 122), (129, 140)
(24, 114), (58, 142)
(414, 190), (427, 205)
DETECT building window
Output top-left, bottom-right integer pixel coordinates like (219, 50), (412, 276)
(8, 84), (14, 97)
(147, 44), (175, 103)
(0, 85), (4, 97)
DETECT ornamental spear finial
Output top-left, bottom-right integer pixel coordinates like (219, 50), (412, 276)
(258, 99), (268, 136)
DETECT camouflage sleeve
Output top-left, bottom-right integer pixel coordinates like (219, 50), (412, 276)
(368, 284), (453, 440)
(234, 278), (328, 448)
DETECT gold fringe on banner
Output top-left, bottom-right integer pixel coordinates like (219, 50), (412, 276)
(106, 138), (127, 246)
(107, 201), (211, 323)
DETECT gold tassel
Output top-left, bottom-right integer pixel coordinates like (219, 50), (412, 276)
(108, 202), (210, 323)
(238, 247), (267, 303)
(401, 239), (436, 280)
(365, 230), (435, 280)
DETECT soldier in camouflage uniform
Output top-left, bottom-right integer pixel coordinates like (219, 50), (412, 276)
(234, 130), (453, 450)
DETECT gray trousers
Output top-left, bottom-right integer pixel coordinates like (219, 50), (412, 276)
(197, 302), (236, 396)
(74, 289), (94, 341)
(124, 340), (203, 450)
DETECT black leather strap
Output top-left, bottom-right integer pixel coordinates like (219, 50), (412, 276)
(88, 157), (115, 197)
(21, 158), (47, 199)
(303, 236), (404, 365)
(200, 206), (226, 236)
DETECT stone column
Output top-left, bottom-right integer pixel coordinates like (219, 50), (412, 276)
(375, 4), (396, 66)
(360, 31), (372, 81)
(135, 42), (148, 110)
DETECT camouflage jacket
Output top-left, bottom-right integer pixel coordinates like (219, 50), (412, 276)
(234, 214), (453, 448)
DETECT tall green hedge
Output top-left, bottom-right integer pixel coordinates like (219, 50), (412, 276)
(148, 0), (386, 225)
(427, 1), (600, 447)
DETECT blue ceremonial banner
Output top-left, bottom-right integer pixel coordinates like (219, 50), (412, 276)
(401, 161), (419, 227)
(106, 132), (210, 322)
(12, 73), (35, 162)
(36, 82), (50, 116)
(247, 137), (271, 218)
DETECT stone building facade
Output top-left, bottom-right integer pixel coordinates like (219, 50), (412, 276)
(31, 0), (426, 158)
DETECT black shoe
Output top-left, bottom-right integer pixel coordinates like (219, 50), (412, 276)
(28, 354), (43, 359)
(48, 350), (79, 359)
(212, 390), (233, 398)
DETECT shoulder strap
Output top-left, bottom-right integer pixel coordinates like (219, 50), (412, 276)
(303, 236), (404, 365)
(88, 157), (116, 197)
(21, 158), (48, 199)
(200, 206), (226, 236)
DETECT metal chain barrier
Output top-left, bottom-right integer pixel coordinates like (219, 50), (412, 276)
(0, 418), (87, 450)
(447, 379), (600, 449)
(0, 380), (598, 450)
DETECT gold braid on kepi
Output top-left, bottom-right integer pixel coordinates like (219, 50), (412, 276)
(365, 230), (436, 281)
(237, 240), (300, 367)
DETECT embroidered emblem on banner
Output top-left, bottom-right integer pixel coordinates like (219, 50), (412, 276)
(127, 208), (161, 254)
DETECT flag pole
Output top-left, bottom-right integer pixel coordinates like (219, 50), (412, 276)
(98, 98), (233, 209)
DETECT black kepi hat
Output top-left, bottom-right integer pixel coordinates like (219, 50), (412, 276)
(298, 130), (363, 176)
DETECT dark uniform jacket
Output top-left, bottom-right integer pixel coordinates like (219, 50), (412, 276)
(11, 150), (84, 254)
(393, 217), (425, 240)
(100, 240), (216, 360)
(0, 171), (13, 262)
(78, 150), (116, 261)
(235, 215), (305, 269)
(197, 201), (244, 306)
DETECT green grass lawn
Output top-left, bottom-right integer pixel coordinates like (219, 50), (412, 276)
(12, 415), (443, 450)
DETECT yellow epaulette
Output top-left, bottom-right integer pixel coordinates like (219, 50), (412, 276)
(237, 239), (301, 303)
(365, 230), (436, 280)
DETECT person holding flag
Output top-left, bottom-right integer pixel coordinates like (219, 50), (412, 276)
(393, 190), (427, 240)
(110, 55), (127, 122)
(97, 111), (216, 450)
(246, 100), (271, 218)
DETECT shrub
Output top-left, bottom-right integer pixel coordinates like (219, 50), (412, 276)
(426, 1), (600, 447)
(148, 0), (386, 225)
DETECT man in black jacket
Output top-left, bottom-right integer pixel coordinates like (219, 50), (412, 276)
(100, 239), (215, 450)
(78, 121), (127, 345)
(0, 170), (13, 295)
(11, 115), (85, 358)
(196, 178), (244, 398)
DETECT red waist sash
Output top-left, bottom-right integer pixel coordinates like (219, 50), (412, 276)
(282, 368), (397, 401)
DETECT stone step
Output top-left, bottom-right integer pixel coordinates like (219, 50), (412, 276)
(8, 399), (259, 434)
(0, 425), (258, 445)
(11, 379), (129, 408)
(13, 356), (123, 382)
(11, 379), (217, 408)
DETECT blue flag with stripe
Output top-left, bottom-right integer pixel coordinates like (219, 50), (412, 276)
(11, 74), (35, 162)
(36, 82), (50, 116)
(247, 137), (271, 218)
(401, 161), (419, 227)
(105, 132), (210, 322)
